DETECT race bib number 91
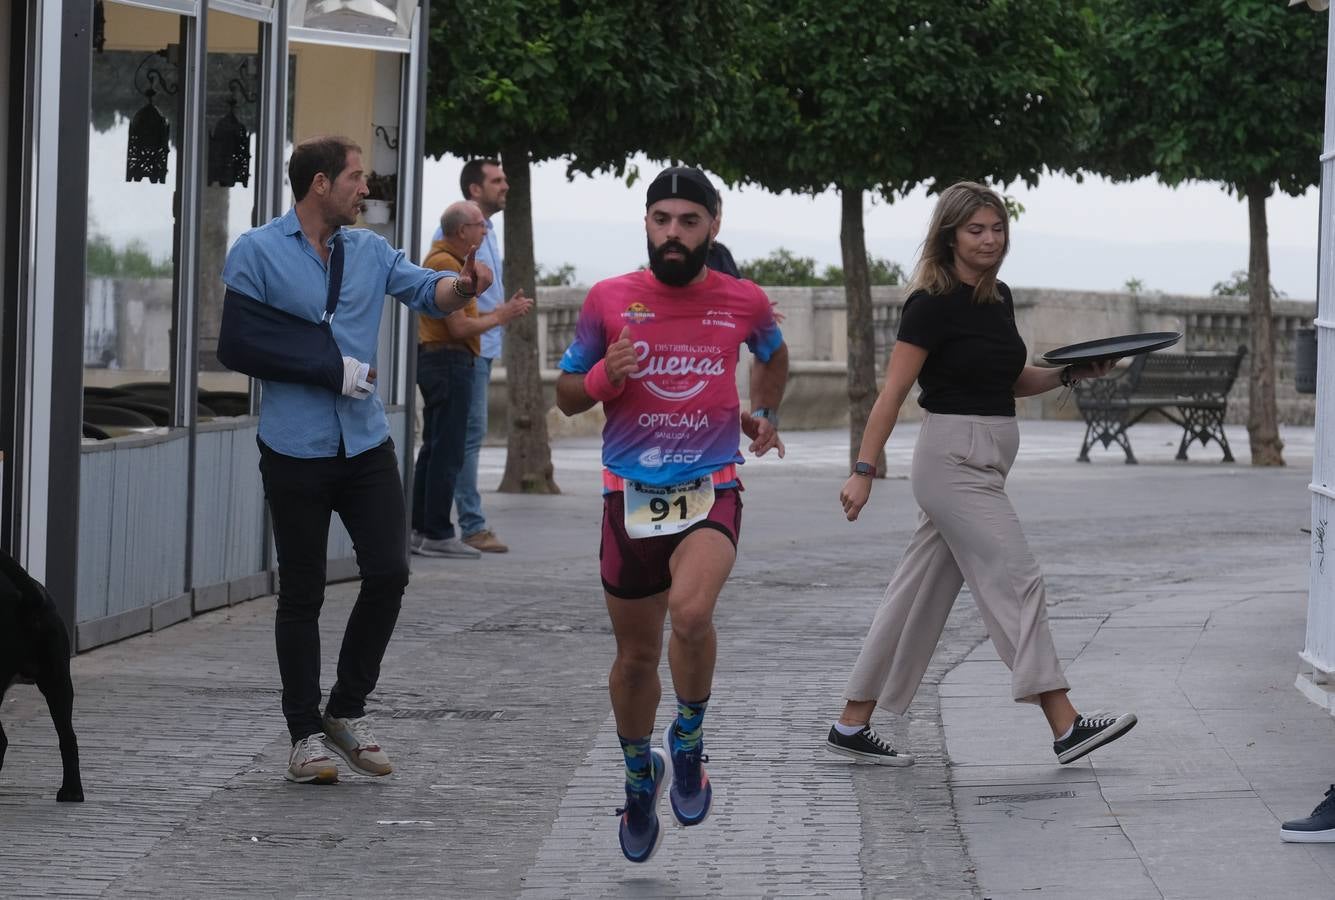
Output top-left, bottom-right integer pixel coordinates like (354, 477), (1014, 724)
(624, 477), (714, 539)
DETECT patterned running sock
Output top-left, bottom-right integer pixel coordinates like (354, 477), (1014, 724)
(618, 734), (655, 795)
(673, 695), (710, 753)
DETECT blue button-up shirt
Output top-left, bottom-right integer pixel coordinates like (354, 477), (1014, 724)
(474, 218), (505, 360)
(222, 208), (455, 459)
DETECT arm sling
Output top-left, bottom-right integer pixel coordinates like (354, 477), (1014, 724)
(217, 233), (346, 392)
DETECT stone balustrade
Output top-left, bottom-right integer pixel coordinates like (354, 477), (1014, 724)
(485, 285), (1318, 437)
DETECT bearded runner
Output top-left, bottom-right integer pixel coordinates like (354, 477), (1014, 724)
(556, 166), (789, 864)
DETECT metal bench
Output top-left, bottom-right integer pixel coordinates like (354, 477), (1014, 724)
(1073, 346), (1247, 464)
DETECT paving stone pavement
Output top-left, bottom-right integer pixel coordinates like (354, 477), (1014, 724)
(0, 422), (1330, 899)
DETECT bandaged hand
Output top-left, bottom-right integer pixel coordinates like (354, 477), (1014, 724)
(341, 356), (375, 399)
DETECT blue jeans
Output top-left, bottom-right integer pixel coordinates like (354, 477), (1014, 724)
(455, 355), (492, 537)
(412, 347), (475, 540)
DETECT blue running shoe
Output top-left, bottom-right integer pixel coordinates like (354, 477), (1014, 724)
(616, 747), (667, 863)
(663, 720), (712, 826)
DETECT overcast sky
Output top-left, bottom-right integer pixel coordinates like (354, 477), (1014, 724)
(89, 120), (1323, 300)
(421, 153), (1323, 300)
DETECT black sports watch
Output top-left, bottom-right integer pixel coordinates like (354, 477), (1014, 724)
(751, 407), (780, 430)
(853, 460), (875, 477)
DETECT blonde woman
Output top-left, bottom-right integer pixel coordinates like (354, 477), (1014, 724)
(825, 182), (1137, 766)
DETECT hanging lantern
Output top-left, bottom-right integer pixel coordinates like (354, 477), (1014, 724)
(93, 1), (105, 53)
(126, 91), (169, 184)
(208, 98), (250, 188)
(126, 51), (177, 184)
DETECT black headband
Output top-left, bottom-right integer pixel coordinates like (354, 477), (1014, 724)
(645, 167), (718, 217)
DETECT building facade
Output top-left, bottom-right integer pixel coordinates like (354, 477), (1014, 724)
(0, 0), (431, 649)
(1298, 1), (1335, 711)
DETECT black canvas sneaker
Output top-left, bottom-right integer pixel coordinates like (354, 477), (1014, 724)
(1280, 786), (1335, 843)
(1053, 711), (1138, 764)
(825, 724), (915, 766)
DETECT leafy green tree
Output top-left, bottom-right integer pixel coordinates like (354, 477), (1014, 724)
(872, 257), (906, 287)
(426, 2), (739, 493)
(1087, 0), (1324, 466)
(740, 248), (903, 286)
(86, 233), (123, 278)
(832, 256), (906, 287)
(1212, 269), (1285, 301)
(739, 248), (822, 286)
(86, 234), (173, 278)
(696, 1), (1095, 472)
(535, 263), (578, 287)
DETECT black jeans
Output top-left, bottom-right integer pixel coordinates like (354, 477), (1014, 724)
(258, 437), (409, 743)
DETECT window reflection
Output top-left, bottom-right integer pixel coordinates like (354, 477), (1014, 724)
(125, 50), (177, 184)
(290, 0), (414, 40)
(84, 2), (181, 436)
(198, 10), (262, 408)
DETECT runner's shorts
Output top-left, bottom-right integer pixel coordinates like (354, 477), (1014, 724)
(600, 487), (743, 599)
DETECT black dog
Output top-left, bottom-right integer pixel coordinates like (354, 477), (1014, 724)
(0, 549), (83, 802)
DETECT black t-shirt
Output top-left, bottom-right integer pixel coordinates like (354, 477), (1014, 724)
(896, 281), (1027, 416)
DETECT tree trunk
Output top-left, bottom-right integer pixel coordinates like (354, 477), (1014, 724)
(497, 149), (559, 493)
(1245, 183), (1284, 467)
(840, 187), (885, 475)
(196, 186), (230, 371)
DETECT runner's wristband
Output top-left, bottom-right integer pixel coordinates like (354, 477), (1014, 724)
(584, 359), (625, 402)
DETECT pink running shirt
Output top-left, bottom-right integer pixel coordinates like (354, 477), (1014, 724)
(558, 269), (783, 487)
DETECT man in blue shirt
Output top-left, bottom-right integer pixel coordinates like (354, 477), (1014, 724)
(222, 135), (491, 785)
(456, 158), (512, 553)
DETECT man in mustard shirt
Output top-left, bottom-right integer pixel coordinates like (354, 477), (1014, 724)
(412, 201), (532, 557)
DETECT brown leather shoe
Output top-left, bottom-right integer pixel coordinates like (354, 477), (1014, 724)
(463, 529), (509, 553)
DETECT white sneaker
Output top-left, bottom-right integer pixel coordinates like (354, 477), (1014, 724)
(415, 536), (481, 559)
(322, 714), (393, 776)
(285, 733), (339, 784)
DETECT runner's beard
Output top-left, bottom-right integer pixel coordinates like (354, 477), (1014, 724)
(648, 237), (709, 287)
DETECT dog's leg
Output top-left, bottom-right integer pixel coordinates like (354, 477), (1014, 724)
(31, 584), (84, 802)
(38, 672), (82, 802)
(0, 669), (12, 773)
(34, 608), (83, 801)
(1, 576), (16, 776)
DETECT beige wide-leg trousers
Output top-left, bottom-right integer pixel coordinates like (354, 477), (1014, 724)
(844, 412), (1069, 714)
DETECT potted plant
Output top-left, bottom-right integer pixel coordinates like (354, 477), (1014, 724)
(363, 171), (396, 224)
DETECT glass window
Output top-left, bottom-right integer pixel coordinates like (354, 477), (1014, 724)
(208, 0), (276, 23)
(196, 10), (261, 414)
(287, 41), (394, 219)
(209, 0), (274, 12)
(286, 42), (403, 393)
(84, 2), (184, 436)
(288, 0), (414, 42)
